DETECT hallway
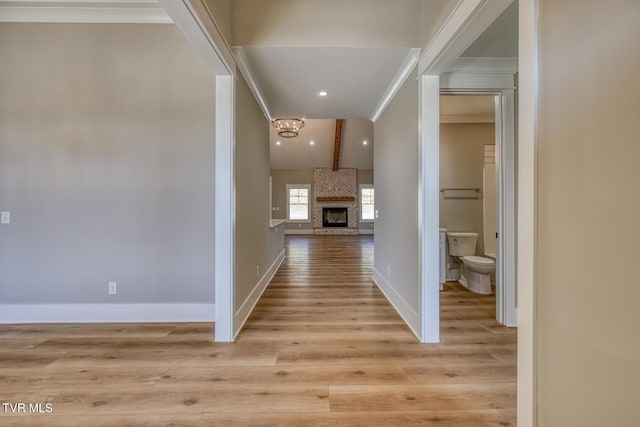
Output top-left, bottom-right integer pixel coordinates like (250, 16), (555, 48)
(237, 235), (517, 425)
(1, 235), (515, 426)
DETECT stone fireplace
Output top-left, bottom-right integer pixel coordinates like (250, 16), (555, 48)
(313, 168), (358, 235)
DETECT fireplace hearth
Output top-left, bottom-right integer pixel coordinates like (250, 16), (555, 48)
(322, 207), (348, 228)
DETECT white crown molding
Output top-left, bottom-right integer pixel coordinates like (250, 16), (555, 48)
(159, 0), (233, 75)
(418, 0), (514, 76)
(234, 47), (273, 122)
(179, 0), (235, 74)
(369, 48), (421, 123)
(0, 0), (173, 23)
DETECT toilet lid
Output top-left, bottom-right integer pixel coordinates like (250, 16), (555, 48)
(463, 256), (494, 265)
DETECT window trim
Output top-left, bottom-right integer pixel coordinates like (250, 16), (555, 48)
(286, 184), (311, 223)
(359, 184), (374, 223)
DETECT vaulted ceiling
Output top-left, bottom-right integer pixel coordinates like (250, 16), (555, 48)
(229, 0), (458, 121)
(240, 46), (415, 120)
(224, 0), (516, 170)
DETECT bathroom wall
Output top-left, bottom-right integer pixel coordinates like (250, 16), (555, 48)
(439, 122), (495, 256)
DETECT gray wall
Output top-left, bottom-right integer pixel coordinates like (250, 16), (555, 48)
(0, 24), (215, 304)
(270, 168), (374, 231)
(234, 73), (274, 315)
(536, 0), (640, 424)
(439, 123), (494, 256)
(373, 70), (420, 323)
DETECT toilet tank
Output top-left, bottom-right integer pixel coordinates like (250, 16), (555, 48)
(446, 232), (478, 256)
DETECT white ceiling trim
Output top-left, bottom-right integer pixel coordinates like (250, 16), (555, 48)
(159, 0), (233, 75)
(418, 0), (514, 76)
(183, 0), (235, 73)
(234, 47), (272, 122)
(0, 0), (172, 23)
(369, 48), (421, 123)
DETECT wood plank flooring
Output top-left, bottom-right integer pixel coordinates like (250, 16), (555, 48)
(0, 235), (516, 426)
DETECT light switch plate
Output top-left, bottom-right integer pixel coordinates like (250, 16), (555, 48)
(1, 211), (10, 224)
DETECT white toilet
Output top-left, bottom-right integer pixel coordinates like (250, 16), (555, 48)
(446, 232), (494, 295)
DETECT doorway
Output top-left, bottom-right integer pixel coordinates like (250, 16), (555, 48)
(438, 92), (516, 327)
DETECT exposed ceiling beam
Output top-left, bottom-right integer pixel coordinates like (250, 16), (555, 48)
(332, 119), (343, 171)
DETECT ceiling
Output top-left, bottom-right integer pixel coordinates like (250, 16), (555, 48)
(270, 119), (373, 170)
(242, 1), (517, 169)
(242, 46), (415, 120)
(233, 1), (518, 125)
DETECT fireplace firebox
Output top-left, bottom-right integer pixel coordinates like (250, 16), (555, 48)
(322, 207), (348, 228)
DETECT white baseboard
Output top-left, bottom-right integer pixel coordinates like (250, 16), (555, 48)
(284, 229), (314, 235)
(372, 268), (421, 340)
(358, 229), (374, 235)
(0, 303), (215, 324)
(234, 249), (285, 337)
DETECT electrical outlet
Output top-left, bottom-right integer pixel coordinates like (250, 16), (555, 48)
(1, 211), (10, 224)
(108, 282), (117, 295)
(256, 266), (260, 277)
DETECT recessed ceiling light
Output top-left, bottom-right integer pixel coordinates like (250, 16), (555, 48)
(318, 91), (328, 97)
(363, 140), (368, 145)
(276, 141), (281, 146)
(310, 140), (315, 146)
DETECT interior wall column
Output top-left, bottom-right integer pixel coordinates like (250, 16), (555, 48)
(518, 0), (537, 424)
(497, 88), (517, 327)
(418, 74), (440, 343)
(214, 75), (236, 342)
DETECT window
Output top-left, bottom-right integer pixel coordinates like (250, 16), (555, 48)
(360, 185), (374, 222)
(286, 184), (311, 222)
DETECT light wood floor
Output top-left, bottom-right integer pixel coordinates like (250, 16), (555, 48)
(0, 235), (516, 426)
